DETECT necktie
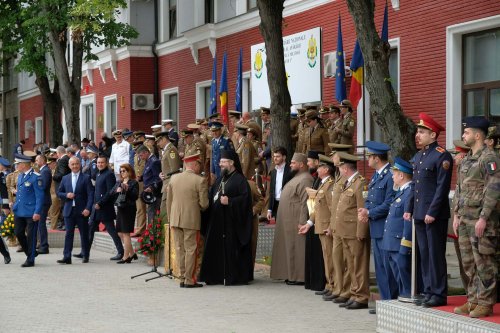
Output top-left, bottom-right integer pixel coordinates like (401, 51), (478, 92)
(343, 180), (348, 190)
(372, 172), (379, 183)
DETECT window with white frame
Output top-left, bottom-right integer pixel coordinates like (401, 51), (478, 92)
(35, 117), (43, 144)
(80, 94), (95, 141)
(243, 72), (252, 113)
(162, 88), (179, 126)
(104, 96), (117, 135)
(196, 80), (213, 119)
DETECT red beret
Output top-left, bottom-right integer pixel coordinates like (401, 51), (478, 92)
(183, 153), (201, 163)
(417, 112), (445, 134)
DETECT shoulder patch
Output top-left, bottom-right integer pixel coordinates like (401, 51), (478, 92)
(38, 179), (43, 187)
(436, 147), (445, 153)
(349, 121), (355, 127)
(442, 160), (451, 170)
(33, 172), (40, 176)
(487, 161), (497, 174)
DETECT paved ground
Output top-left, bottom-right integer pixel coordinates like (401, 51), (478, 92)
(0, 248), (376, 333)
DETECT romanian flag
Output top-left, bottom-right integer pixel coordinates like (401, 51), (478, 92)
(235, 48), (243, 112)
(209, 53), (217, 116)
(381, 1), (389, 43)
(335, 15), (347, 102)
(349, 40), (364, 109)
(219, 52), (229, 124)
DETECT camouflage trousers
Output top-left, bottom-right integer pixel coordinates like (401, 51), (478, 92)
(458, 221), (498, 306)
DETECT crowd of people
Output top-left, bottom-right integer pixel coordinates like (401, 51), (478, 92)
(0, 102), (498, 317)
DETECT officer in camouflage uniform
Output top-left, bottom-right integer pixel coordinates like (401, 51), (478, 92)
(453, 116), (500, 318)
(155, 131), (182, 216)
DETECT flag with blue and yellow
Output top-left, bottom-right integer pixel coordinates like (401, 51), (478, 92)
(219, 52), (229, 124)
(235, 48), (243, 112)
(335, 15), (346, 102)
(210, 53), (217, 116)
(349, 40), (363, 108)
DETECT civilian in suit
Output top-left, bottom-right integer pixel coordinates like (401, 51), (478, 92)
(57, 157), (94, 264)
(167, 153), (209, 287)
(381, 157), (414, 300)
(136, 145), (162, 223)
(35, 154), (52, 254)
(266, 147), (292, 221)
(87, 156), (124, 260)
(12, 154), (45, 267)
(52, 146), (71, 230)
(358, 141), (397, 309)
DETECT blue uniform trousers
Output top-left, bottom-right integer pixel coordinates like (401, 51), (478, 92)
(385, 251), (411, 297)
(37, 204), (50, 251)
(63, 208), (90, 259)
(373, 237), (398, 300)
(414, 219), (448, 300)
(14, 216), (38, 263)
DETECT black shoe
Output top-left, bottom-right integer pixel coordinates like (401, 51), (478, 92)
(368, 309), (377, 314)
(57, 258), (72, 264)
(73, 253), (83, 259)
(285, 280), (305, 286)
(38, 249), (49, 254)
(82, 257), (89, 263)
(16, 247), (23, 253)
(110, 254), (123, 261)
(323, 293), (338, 301)
(422, 297), (446, 308)
(413, 295), (430, 306)
(184, 283), (203, 288)
(117, 257), (132, 264)
(339, 299), (355, 308)
(4, 256), (11, 264)
(333, 297), (350, 304)
(346, 301), (368, 310)
(21, 261), (34, 267)
(131, 253), (138, 260)
(315, 289), (329, 296)
(180, 282), (185, 288)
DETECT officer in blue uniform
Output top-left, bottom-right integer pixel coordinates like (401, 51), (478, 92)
(83, 146), (98, 181)
(136, 144), (162, 223)
(35, 154), (52, 254)
(405, 113), (453, 307)
(358, 141), (397, 310)
(123, 130), (135, 167)
(12, 153), (45, 267)
(210, 121), (234, 179)
(382, 157), (414, 300)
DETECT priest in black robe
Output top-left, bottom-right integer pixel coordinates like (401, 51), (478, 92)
(200, 150), (254, 285)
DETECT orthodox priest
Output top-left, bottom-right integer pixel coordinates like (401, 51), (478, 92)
(270, 153), (313, 284)
(200, 150), (254, 285)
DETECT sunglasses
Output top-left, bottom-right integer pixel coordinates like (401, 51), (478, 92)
(120, 170), (127, 173)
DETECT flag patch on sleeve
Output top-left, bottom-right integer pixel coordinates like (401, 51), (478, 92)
(487, 161), (497, 174)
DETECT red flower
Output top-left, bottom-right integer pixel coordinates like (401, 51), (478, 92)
(138, 237), (143, 242)
(144, 230), (150, 236)
(155, 210), (160, 215)
(156, 239), (161, 244)
(156, 224), (161, 229)
(147, 223), (153, 229)
(143, 251), (148, 255)
(150, 236), (154, 241)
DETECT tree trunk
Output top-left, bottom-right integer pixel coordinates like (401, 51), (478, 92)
(346, 0), (416, 160)
(35, 75), (64, 147)
(257, 0), (293, 159)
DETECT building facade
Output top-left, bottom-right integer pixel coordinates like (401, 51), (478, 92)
(11, 0), (500, 151)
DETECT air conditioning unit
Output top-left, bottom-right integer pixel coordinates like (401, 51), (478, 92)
(132, 94), (154, 110)
(324, 52), (352, 78)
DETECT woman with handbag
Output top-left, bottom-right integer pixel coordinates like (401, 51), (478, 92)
(113, 163), (139, 264)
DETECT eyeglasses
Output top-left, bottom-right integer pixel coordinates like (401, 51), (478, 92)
(120, 170), (127, 173)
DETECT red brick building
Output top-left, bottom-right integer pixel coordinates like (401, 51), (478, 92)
(14, 0), (500, 152)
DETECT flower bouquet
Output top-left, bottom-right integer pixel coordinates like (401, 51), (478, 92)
(0, 213), (15, 240)
(136, 210), (164, 257)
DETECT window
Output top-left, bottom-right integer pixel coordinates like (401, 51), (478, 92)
(169, 0), (177, 39)
(462, 28), (500, 125)
(35, 117), (43, 144)
(104, 96), (117, 135)
(84, 104), (94, 140)
(196, 80), (213, 119)
(248, 0), (257, 10)
(162, 88), (179, 126)
(205, 0), (214, 24)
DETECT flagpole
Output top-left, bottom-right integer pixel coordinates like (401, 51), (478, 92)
(362, 63), (366, 178)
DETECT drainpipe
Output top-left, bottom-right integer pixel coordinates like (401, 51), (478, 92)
(153, 0), (160, 124)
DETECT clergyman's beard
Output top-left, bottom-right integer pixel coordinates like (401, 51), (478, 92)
(289, 169), (299, 178)
(221, 168), (230, 178)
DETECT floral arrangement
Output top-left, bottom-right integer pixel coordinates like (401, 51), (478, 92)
(0, 213), (15, 239)
(136, 210), (164, 256)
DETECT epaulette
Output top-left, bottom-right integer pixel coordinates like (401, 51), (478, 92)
(33, 172), (40, 176)
(436, 147), (445, 153)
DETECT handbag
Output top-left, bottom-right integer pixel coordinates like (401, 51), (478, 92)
(115, 191), (127, 208)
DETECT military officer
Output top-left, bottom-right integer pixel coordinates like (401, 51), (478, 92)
(131, 138), (147, 237)
(34, 154), (52, 254)
(336, 100), (356, 151)
(405, 112), (453, 308)
(235, 124), (258, 180)
(82, 146), (98, 181)
(453, 116), (500, 318)
(358, 141), (397, 310)
(136, 145), (162, 224)
(290, 111), (299, 152)
(485, 126), (500, 154)
(183, 128), (206, 168)
(12, 153), (45, 267)
(319, 106), (332, 129)
(295, 108), (308, 154)
(163, 119), (179, 147)
(329, 105), (342, 144)
(155, 131), (182, 216)
(210, 121), (234, 180)
(151, 124), (163, 135)
(381, 157), (414, 301)
(304, 109), (331, 156)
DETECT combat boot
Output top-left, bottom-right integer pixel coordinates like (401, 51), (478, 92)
(469, 305), (493, 318)
(453, 302), (477, 315)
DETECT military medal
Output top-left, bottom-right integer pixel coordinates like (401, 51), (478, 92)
(24, 181), (31, 187)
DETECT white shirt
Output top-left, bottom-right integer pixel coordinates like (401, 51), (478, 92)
(109, 140), (130, 174)
(399, 181), (412, 192)
(376, 163), (390, 176)
(347, 171), (359, 186)
(71, 172), (80, 206)
(274, 162), (286, 200)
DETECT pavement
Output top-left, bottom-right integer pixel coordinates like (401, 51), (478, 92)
(0, 248), (376, 333)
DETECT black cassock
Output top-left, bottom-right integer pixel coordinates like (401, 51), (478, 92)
(200, 170), (254, 285)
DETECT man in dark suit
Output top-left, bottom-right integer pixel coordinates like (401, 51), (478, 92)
(52, 146), (71, 230)
(87, 156), (123, 260)
(266, 146), (292, 221)
(35, 154), (52, 254)
(136, 145), (162, 223)
(56, 157), (94, 264)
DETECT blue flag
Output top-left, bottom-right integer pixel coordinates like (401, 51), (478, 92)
(209, 53), (217, 116)
(381, 2), (389, 42)
(335, 15), (347, 102)
(235, 48), (243, 112)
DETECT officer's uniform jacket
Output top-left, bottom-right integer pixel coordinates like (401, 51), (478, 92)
(236, 137), (258, 180)
(13, 169), (44, 217)
(308, 176), (334, 234)
(329, 118), (342, 144)
(6, 170), (19, 203)
(407, 141), (453, 221)
(333, 172), (368, 239)
(161, 142), (182, 193)
(454, 146), (500, 235)
(38, 165), (53, 208)
(296, 122), (307, 153)
(329, 174), (347, 233)
(339, 112), (356, 146)
(365, 164), (395, 239)
(381, 183), (413, 255)
(305, 124), (331, 155)
(185, 137), (207, 167)
(142, 154), (162, 196)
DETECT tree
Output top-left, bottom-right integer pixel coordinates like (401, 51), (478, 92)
(0, 0), (138, 145)
(345, 0), (416, 159)
(257, 0), (293, 158)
